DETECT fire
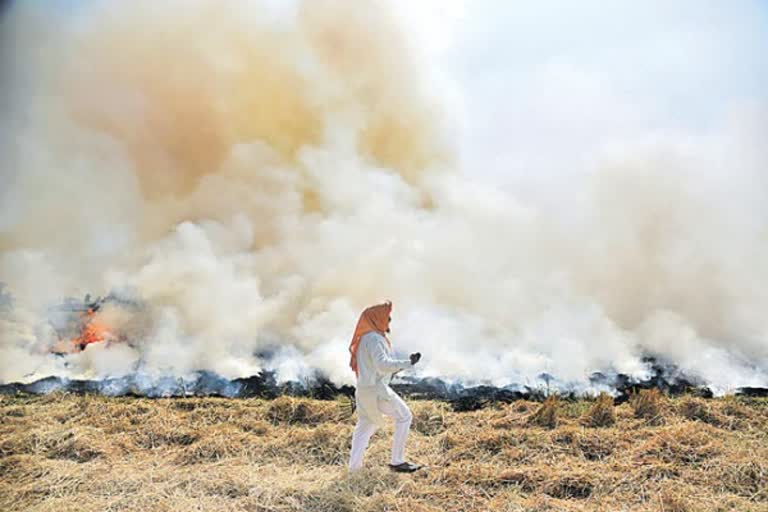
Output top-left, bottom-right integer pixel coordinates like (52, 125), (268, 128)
(47, 293), (139, 355)
(71, 308), (113, 351)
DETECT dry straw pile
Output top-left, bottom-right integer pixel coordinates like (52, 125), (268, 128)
(1, 392), (766, 511)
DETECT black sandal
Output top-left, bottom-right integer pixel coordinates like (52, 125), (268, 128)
(388, 462), (422, 473)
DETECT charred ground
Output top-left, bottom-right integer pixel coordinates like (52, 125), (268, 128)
(2, 356), (761, 413)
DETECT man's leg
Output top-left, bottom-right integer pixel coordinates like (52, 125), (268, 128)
(348, 415), (377, 471)
(378, 393), (413, 466)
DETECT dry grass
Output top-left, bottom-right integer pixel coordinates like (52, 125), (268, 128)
(411, 401), (450, 436)
(528, 395), (560, 429)
(677, 396), (723, 427)
(630, 388), (667, 424)
(583, 393), (616, 428)
(1, 392), (767, 511)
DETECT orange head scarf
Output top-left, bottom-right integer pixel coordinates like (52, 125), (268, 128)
(349, 301), (392, 376)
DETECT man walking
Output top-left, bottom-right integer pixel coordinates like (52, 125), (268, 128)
(348, 301), (422, 473)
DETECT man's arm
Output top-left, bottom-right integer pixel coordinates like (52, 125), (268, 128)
(368, 335), (412, 374)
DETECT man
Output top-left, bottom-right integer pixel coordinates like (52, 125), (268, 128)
(348, 301), (422, 473)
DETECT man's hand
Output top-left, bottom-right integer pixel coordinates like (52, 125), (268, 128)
(410, 352), (421, 365)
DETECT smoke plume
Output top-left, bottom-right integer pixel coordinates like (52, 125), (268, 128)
(1, 0), (766, 394)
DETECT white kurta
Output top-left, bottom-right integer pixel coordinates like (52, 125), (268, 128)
(349, 332), (414, 471)
(354, 331), (412, 427)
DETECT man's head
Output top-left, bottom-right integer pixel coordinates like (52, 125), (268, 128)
(349, 301), (397, 375)
(360, 301), (392, 336)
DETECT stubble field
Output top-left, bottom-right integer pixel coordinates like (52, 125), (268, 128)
(1, 391), (766, 512)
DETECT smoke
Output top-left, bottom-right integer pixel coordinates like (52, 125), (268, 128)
(1, 0), (766, 394)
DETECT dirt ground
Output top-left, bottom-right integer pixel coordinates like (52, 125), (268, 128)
(1, 392), (766, 511)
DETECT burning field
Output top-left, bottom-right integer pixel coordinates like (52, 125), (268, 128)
(1, 392), (767, 512)
(1, 1), (767, 509)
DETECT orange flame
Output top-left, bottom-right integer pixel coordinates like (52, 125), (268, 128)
(71, 309), (112, 350)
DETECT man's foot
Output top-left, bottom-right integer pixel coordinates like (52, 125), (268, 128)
(388, 462), (422, 473)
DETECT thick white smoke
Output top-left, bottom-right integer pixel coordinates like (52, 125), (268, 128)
(1, 0), (766, 393)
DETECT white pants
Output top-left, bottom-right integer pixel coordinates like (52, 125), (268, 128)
(348, 392), (413, 471)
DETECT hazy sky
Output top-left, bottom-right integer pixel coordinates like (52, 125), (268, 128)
(404, 0), (768, 186)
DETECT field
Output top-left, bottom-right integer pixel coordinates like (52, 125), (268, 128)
(1, 392), (766, 512)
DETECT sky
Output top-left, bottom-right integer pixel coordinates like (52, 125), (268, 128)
(419, 0), (768, 185)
